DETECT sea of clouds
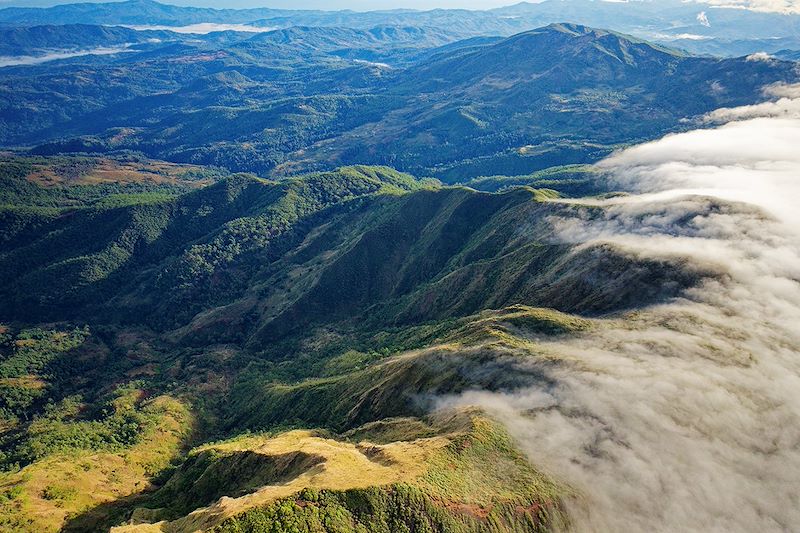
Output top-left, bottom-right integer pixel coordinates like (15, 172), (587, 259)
(440, 81), (800, 532)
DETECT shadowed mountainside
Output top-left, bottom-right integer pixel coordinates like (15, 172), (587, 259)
(0, 163), (703, 347)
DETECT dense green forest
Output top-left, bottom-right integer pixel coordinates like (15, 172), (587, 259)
(0, 152), (704, 531)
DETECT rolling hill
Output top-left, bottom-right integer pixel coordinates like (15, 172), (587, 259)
(0, 0), (288, 27)
(275, 23), (800, 180)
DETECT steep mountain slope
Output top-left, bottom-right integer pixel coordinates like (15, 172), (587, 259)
(403, 23), (687, 89)
(0, 162), (701, 342)
(0, 165), (429, 321)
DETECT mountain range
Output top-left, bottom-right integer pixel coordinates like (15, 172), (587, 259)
(3, 22), (797, 181)
(4, 0), (800, 55)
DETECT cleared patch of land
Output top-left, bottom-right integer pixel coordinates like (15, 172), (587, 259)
(8, 155), (220, 188)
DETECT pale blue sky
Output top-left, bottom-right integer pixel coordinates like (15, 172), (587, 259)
(0, 0), (530, 9)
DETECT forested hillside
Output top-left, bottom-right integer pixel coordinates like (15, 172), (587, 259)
(0, 153), (704, 531)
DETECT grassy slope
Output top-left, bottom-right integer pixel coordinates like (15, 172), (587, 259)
(225, 304), (588, 435)
(0, 391), (192, 532)
(0, 306), (583, 532)
(0, 308), (580, 533)
(108, 413), (567, 533)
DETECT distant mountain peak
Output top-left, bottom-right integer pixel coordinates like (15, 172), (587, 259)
(403, 22), (694, 97)
(544, 22), (598, 34)
(504, 22), (687, 60)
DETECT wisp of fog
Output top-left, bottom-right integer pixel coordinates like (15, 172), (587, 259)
(439, 82), (800, 532)
(0, 46), (134, 67)
(121, 23), (274, 34)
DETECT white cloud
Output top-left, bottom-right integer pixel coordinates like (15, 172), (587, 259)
(764, 82), (800, 98)
(702, 83), (800, 122)
(0, 45), (133, 67)
(693, 0), (800, 14)
(120, 23), (274, 34)
(674, 33), (713, 40)
(746, 51), (773, 61)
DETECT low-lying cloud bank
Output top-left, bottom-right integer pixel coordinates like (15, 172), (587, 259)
(440, 83), (800, 531)
(0, 45), (133, 67)
(695, 0), (800, 14)
(121, 23), (274, 34)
